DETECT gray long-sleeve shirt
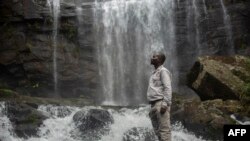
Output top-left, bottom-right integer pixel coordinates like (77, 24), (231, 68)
(147, 65), (172, 106)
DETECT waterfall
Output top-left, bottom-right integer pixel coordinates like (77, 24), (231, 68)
(192, 0), (201, 55)
(0, 103), (206, 141)
(75, 0), (83, 34)
(47, 0), (61, 95)
(220, 0), (234, 54)
(202, 0), (207, 15)
(94, 0), (177, 106)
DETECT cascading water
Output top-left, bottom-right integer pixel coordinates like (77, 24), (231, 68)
(0, 102), (206, 141)
(202, 0), (207, 15)
(220, 0), (234, 55)
(94, 0), (177, 106)
(47, 0), (61, 95)
(0, 102), (17, 141)
(192, 0), (201, 55)
(76, 0), (84, 38)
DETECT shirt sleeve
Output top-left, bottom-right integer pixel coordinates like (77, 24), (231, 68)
(160, 70), (172, 106)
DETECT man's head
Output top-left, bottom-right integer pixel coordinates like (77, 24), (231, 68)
(151, 52), (166, 66)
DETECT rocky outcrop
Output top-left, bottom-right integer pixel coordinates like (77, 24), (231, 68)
(0, 89), (95, 106)
(73, 108), (114, 140)
(6, 101), (48, 138)
(183, 55), (250, 140)
(187, 55), (250, 102)
(171, 95), (248, 140)
(0, 0), (98, 98)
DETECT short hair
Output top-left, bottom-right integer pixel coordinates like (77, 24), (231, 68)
(157, 53), (166, 64)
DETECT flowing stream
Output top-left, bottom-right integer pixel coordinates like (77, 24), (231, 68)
(0, 102), (205, 141)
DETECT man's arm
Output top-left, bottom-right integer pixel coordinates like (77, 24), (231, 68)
(160, 70), (172, 107)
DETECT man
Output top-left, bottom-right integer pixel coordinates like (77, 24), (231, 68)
(147, 52), (172, 141)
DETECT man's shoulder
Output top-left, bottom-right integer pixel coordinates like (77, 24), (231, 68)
(160, 67), (172, 77)
(161, 66), (171, 73)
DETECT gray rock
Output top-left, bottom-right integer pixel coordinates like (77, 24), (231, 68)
(187, 55), (250, 101)
(6, 102), (48, 138)
(123, 127), (157, 141)
(73, 108), (114, 140)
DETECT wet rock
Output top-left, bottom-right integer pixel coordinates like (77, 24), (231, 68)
(73, 108), (114, 140)
(6, 101), (48, 138)
(0, 89), (19, 98)
(172, 99), (245, 140)
(123, 127), (157, 141)
(0, 51), (18, 65)
(187, 56), (250, 102)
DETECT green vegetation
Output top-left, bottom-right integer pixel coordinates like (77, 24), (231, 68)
(61, 20), (77, 41)
(26, 113), (39, 123)
(26, 41), (34, 49)
(243, 83), (250, 96)
(32, 83), (39, 88)
(27, 22), (42, 31)
(231, 69), (250, 83)
(245, 57), (250, 71)
(0, 89), (16, 98)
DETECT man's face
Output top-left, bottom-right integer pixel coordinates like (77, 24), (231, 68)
(151, 54), (160, 65)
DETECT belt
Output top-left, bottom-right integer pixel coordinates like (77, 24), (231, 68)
(149, 99), (162, 105)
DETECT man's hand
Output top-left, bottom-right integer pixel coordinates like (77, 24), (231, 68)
(160, 104), (168, 114)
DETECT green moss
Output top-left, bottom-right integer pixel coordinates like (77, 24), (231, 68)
(44, 17), (53, 25)
(0, 89), (16, 98)
(231, 69), (250, 83)
(245, 57), (250, 71)
(26, 41), (34, 49)
(32, 83), (39, 88)
(60, 21), (77, 41)
(27, 21), (42, 31)
(26, 113), (39, 123)
(243, 83), (250, 96)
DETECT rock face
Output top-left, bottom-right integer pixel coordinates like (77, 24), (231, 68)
(0, 0), (98, 98)
(73, 108), (114, 140)
(6, 101), (48, 138)
(187, 56), (250, 102)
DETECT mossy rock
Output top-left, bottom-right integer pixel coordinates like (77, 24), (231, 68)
(179, 99), (244, 140)
(6, 101), (48, 138)
(187, 55), (250, 102)
(0, 89), (18, 98)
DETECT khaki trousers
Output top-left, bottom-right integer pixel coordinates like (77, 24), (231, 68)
(149, 101), (171, 141)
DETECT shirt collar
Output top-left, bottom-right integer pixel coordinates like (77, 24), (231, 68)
(153, 65), (163, 74)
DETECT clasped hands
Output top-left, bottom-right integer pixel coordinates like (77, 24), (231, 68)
(160, 104), (168, 114)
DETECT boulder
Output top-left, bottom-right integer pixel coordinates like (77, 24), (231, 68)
(6, 101), (48, 138)
(187, 56), (250, 102)
(123, 127), (157, 141)
(172, 99), (245, 140)
(73, 108), (114, 140)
